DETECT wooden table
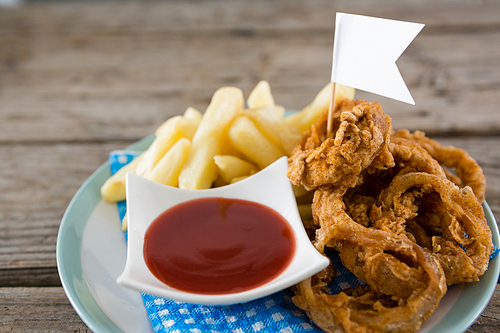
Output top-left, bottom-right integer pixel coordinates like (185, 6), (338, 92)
(1, 0), (499, 331)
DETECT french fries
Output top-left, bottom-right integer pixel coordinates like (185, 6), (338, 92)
(155, 107), (202, 138)
(243, 105), (302, 155)
(100, 153), (144, 203)
(284, 82), (355, 132)
(147, 138), (191, 187)
(228, 115), (284, 169)
(247, 80), (276, 110)
(214, 155), (258, 184)
(136, 108), (202, 178)
(100, 80), (355, 231)
(178, 87), (244, 189)
(135, 132), (183, 178)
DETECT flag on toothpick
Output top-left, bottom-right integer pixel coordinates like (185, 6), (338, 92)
(331, 13), (425, 105)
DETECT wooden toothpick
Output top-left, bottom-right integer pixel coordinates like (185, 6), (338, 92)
(326, 82), (337, 139)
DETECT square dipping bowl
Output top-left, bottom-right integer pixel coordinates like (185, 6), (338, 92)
(117, 157), (330, 306)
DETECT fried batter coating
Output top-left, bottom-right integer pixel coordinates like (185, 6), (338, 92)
(293, 244), (445, 333)
(294, 187), (446, 333)
(393, 129), (486, 203)
(371, 172), (493, 285)
(288, 100), (492, 332)
(358, 136), (447, 200)
(343, 193), (375, 228)
(287, 100), (394, 191)
(388, 136), (447, 178)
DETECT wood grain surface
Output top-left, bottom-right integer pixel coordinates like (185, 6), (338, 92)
(1, 0), (499, 332)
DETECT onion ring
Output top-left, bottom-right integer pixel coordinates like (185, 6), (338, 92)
(371, 172), (492, 284)
(288, 100), (491, 332)
(293, 187), (447, 333)
(392, 130), (486, 203)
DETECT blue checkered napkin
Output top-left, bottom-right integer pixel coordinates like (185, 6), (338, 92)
(142, 290), (317, 333)
(109, 150), (500, 333)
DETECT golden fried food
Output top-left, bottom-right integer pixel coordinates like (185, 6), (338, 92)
(287, 100), (394, 191)
(288, 99), (492, 333)
(388, 136), (447, 178)
(371, 172), (492, 285)
(294, 187), (446, 333)
(358, 136), (448, 198)
(393, 129), (486, 203)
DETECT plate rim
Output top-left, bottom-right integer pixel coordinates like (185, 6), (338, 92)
(56, 135), (154, 333)
(428, 200), (499, 332)
(56, 134), (500, 333)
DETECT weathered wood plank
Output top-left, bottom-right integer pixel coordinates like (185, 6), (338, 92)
(1, 1), (500, 143)
(0, 287), (92, 332)
(467, 284), (500, 333)
(2, 0), (500, 36)
(0, 285), (498, 333)
(0, 142), (120, 279)
(1, 32), (500, 141)
(0, 267), (60, 287)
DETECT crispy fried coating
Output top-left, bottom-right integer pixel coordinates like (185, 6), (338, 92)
(371, 172), (492, 285)
(343, 193), (375, 228)
(294, 187), (446, 333)
(388, 136), (447, 178)
(393, 129), (486, 203)
(287, 100), (394, 191)
(358, 136), (447, 199)
(288, 100), (492, 333)
(293, 243), (445, 333)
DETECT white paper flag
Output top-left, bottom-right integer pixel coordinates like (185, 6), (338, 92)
(331, 13), (424, 104)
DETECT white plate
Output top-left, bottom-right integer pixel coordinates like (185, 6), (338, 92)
(56, 134), (500, 333)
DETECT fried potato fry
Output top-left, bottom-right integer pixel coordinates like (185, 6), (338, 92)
(121, 213), (128, 231)
(230, 175), (250, 183)
(228, 115), (284, 169)
(104, 81), (355, 230)
(178, 87), (244, 189)
(247, 80), (275, 110)
(213, 174), (229, 187)
(100, 153), (143, 203)
(182, 106), (203, 120)
(155, 112), (202, 139)
(285, 82), (355, 132)
(135, 131), (183, 178)
(137, 109), (202, 179)
(273, 105), (286, 118)
(214, 155), (258, 183)
(147, 138), (191, 187)
(244, 105), (302, 155)
(247, 80), (285, 118)
(219, 132), (246, 158)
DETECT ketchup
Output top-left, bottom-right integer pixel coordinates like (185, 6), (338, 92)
(143, 197), (296, 295)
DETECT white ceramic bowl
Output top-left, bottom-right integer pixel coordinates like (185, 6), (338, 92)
(117, 156), (330, 306)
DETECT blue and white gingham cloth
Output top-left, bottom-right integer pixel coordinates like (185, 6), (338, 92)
(109, 150), (499, 333)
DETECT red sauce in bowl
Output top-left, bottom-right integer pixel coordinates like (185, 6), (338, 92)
(143, 197), (296, 295)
